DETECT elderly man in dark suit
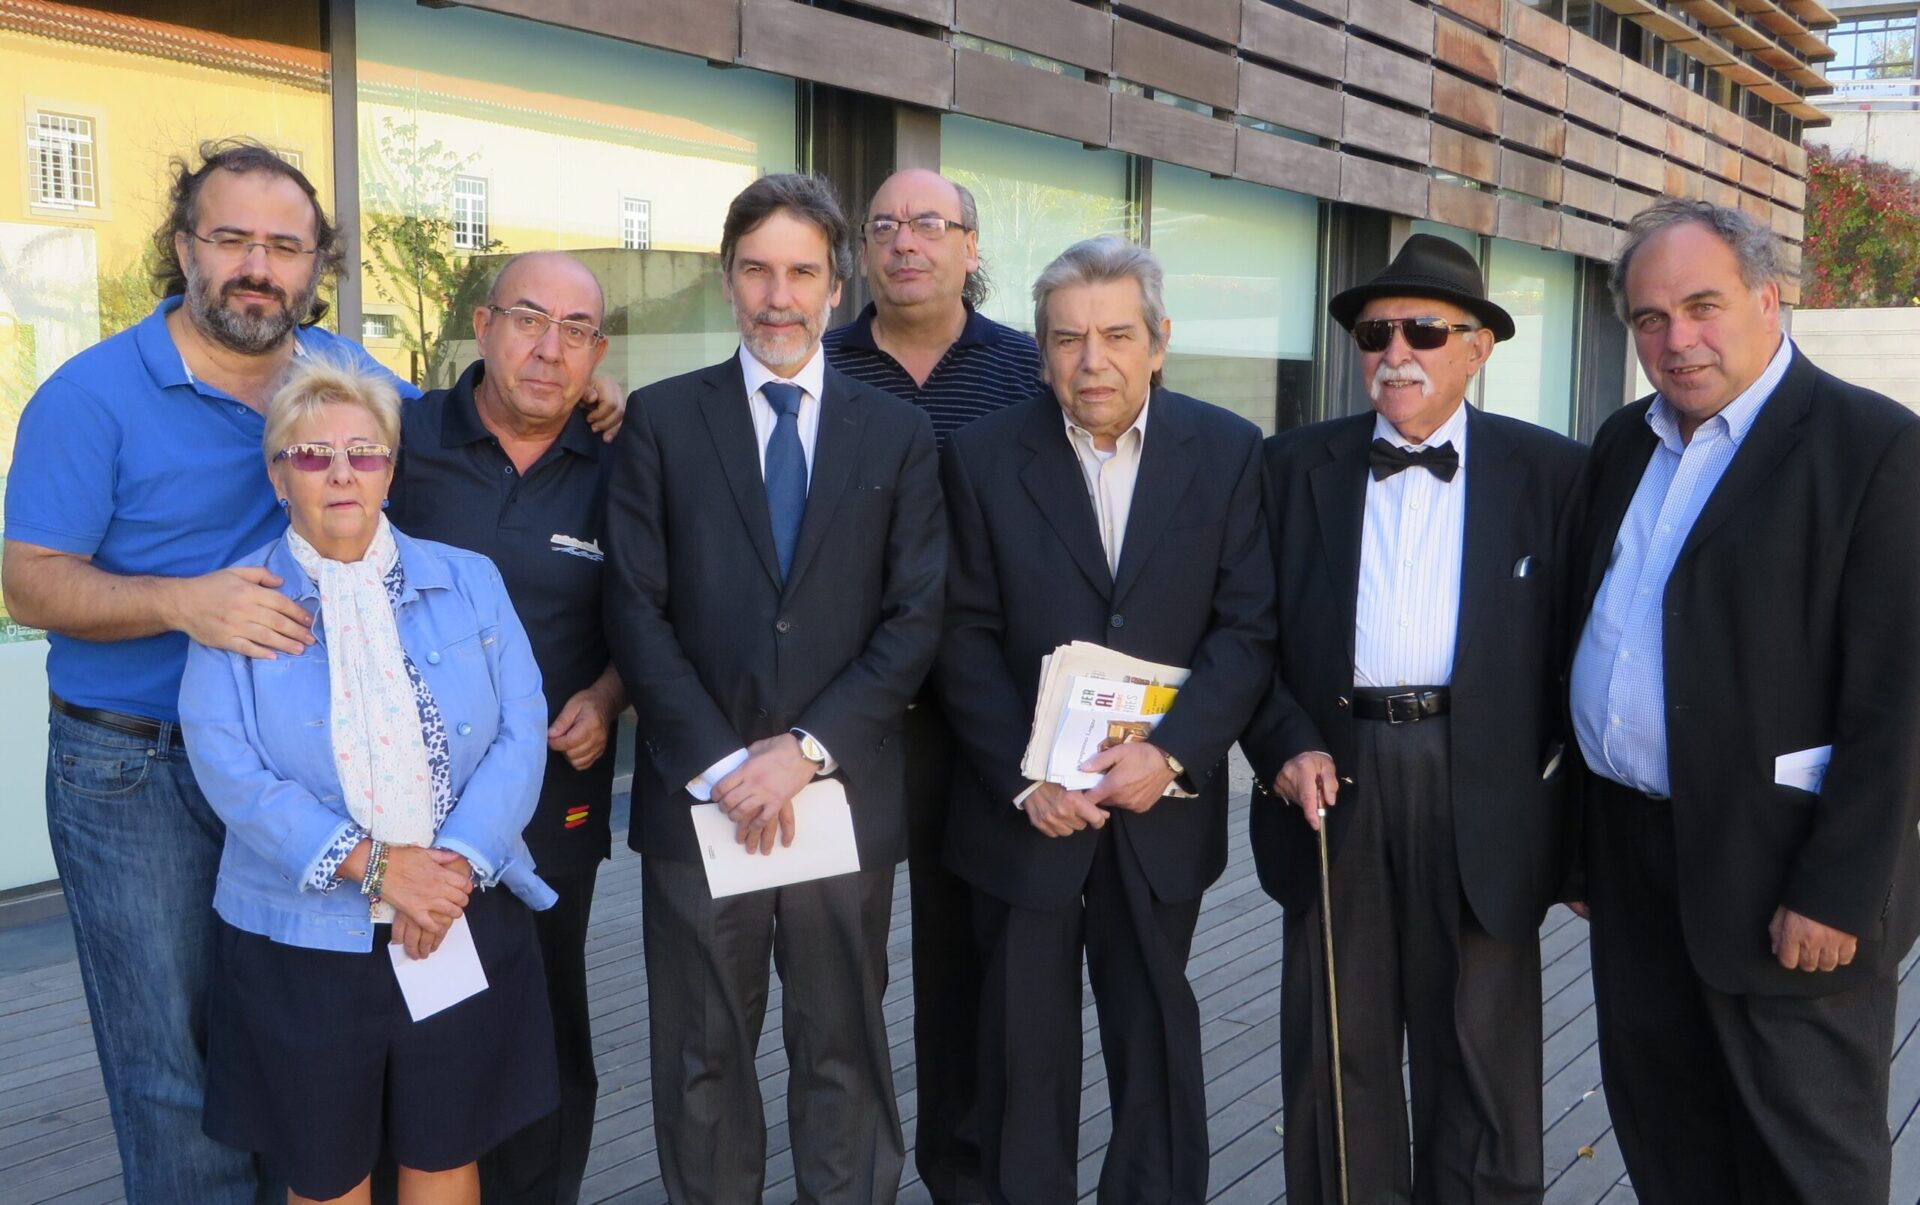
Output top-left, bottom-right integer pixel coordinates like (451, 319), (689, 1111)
(1241, 234), (1585, 1205)
(937, 235), (1275, 1204)
(602, 173), (944, 1204)
(1568, 199), (1920, 1204)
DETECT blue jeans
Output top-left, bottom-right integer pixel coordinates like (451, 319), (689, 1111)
(45, 709), (263, 1205)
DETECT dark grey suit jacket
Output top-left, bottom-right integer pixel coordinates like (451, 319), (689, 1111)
(603, 353), (945, 869)
(1240, 405), (1585, 945)
(1568, 349), (1920, 994)
(936, 388), (1276, 911)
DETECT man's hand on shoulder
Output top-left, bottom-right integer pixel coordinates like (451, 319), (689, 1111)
(1024, 781), (1109, 838)
(170, 567), (314, 659)
(1769, 906), (1858, 973)
(579, 376), (627, 441)
(1079, 741), (1178, 813)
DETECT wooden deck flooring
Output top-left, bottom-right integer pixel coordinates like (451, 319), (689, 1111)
(6, 761), (1920, 1203)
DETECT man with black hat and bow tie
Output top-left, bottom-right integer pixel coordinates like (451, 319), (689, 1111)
(1241, 234), (1585, 1204)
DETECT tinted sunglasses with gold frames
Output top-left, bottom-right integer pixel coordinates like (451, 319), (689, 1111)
(1350, 317), (1477, 352)
(273, 443), (395, 472)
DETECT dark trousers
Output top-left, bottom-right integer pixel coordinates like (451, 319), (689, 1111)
(972, 819), (1208, 1205)
(1281, 714), (1544, 1205)
(903, 700), (987, 1203)
(481, 865), (601, 1205)
(1586, 775), (1897, 1205)
(642, 856), (904, 1204)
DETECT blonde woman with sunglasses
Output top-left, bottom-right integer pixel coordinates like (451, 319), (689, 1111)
(178, 352), (560, 1205)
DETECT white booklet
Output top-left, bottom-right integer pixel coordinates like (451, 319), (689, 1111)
(387, 912), (488, 1022)
(690, 778), (862, 899)
(1021, 641), (1192, 795)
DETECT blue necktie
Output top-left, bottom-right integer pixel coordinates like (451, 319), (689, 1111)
(761, 380), (807, 581)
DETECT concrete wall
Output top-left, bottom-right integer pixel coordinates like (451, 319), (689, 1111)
(1794, 308), (1920, 412)
(1807, 110), (1920, 176)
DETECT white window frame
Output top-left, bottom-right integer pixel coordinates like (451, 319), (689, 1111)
(27, 112), (97, 209)
(622, 196), (652, 250)
(452, 175), (489, 251)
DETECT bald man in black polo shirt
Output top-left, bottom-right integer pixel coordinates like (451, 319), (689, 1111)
(823, 168), (1041, 1205)
(385, 250), (625, 1205)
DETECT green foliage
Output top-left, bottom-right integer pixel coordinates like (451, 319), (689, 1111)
(1802, 144), (1920, 309)
(359, 117), (499, 384)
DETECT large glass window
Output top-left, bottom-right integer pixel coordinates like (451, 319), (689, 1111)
(1828, 13), (1918, 80)
(1149, 164), (1319, 432)
(939, 115), (1131, 335)
(355, 0), (797, 388)
(1484, 239), (1577, 433)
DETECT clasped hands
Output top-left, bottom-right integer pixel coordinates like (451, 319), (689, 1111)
(344, 840), (473, 960)
(713, 733), (818, 855)
(1026, 741), (1179, 838)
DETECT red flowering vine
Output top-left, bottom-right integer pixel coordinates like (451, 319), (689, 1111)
(1802, 145), (1920, 308)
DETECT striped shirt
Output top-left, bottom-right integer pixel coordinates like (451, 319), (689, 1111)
(1354, 401), (1470, 689)
(822, 303), (1042, 448)
(1570, 334), (1793, 798)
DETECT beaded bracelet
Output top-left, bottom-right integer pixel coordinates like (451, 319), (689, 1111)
(359, 839), (389, 903)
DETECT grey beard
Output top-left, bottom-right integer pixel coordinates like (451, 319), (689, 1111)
(183, 261), (315, 356)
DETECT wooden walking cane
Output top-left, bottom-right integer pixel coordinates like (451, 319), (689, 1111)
(1317, 808), (1351, 1205)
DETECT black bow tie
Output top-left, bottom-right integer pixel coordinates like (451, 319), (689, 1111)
(1370, 438), (1459, 482)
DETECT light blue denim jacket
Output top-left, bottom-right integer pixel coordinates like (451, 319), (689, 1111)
(179, 528), (557, 953)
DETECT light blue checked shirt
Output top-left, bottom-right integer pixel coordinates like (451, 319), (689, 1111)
(1570, 335), (1793, 796)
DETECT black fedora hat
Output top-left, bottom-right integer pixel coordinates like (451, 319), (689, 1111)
(1328, 233), (1515, 342)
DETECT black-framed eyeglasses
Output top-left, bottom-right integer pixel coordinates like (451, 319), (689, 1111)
(1351, 317), (1477, 352)
(273, 443), (394, 473)
(186, 230), (318, 264)
(863, 216), (971, 243)
(486, 304), (605, 350)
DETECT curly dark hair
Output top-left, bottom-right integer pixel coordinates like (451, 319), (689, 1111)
(152, 137), (344, 325)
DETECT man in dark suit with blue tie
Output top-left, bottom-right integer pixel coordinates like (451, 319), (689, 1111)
(602, 173), (945, 1203)
(1241, 235), (1585, 1204)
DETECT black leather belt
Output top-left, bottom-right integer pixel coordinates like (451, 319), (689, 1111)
(50, 692), (183, 748)
(1349, 687), (1450, 724)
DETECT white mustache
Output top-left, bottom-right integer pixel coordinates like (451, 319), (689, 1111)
(1369, 358), (1434, 401)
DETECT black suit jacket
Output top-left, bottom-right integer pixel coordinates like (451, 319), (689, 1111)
(602, 354), (945, 869)
(1241, 406), (1585, 945)
(1568, 349), (1920, 994)
(936, 388), (1276, 911)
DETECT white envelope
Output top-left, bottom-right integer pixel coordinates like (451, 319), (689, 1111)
(691, 779), (862, 899)
(387, 912), (488, 1022)
(1774, 744), (1833, 795)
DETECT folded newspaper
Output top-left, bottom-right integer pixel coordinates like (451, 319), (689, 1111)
(1021, 641), (1194, 795)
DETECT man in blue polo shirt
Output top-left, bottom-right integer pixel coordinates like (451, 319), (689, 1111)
(822, 168), (1041, 1205)
(1, 140), (414, 1205)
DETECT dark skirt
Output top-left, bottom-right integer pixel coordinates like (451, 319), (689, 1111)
(203, 885), (559, 1201)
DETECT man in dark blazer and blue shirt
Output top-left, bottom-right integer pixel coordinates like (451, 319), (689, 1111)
(602, 174), (945, 1204)
(1568, 199), (1920, 1203)
(1241, 234), (1584, 1205)
(937, 236), (1275, 1205)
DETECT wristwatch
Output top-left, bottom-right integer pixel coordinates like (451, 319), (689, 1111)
(1162, 749), (1186, 778)
(791, 729), (828, 771)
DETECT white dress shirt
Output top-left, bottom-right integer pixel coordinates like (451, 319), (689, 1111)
(1062, 395), (1151, 575)
(687, 342), (836, 801)
(1353, 400), (1469, 688)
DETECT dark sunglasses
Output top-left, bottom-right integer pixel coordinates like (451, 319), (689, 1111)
(1351, 317), (1477, 352)
(273, 442), (394, 472)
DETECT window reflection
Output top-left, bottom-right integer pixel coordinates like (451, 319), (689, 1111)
(1150, 164), (1319, 433)
(355, 0), (796, 389)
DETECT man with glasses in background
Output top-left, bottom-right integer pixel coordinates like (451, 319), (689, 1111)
(822, 168), (1039, 1205)
(385, 251), (624, 1205)
(1240, 235), (1584, 1204)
